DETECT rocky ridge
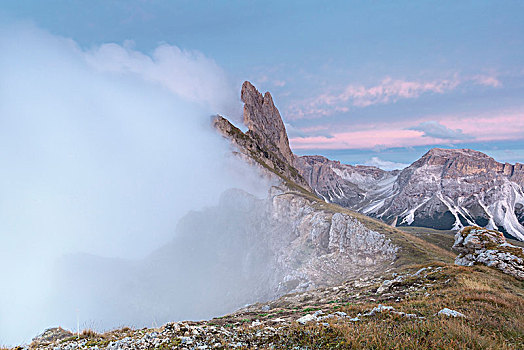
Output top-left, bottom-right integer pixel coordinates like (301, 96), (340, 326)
(294, 155), (399, 209)
(213, 81), (310, 191)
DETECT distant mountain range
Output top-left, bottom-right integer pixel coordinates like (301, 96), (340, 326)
(296, 148), (524, 241)
(222, 81), (524, 241)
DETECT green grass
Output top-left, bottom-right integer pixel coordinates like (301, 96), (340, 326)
(399, 226), (457, 252)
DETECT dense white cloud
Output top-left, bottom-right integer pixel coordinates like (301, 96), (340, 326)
(85, 41), (238, 117)
(0, 23), (266, 345)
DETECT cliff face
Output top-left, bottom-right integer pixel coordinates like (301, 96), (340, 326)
(205, 81), (402, 303)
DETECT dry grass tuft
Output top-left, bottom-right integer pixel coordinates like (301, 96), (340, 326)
(78, 329), (99, 339)
(459, 276), (495, 292)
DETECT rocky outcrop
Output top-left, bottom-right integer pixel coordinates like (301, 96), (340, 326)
(453, 226), (524, 280)
(31, 327), (73, 345)
(213, 115), (310, 191)
(211, 82), (398, 293)
(167, 186), (398, 298)
(266, 187), (398, 293)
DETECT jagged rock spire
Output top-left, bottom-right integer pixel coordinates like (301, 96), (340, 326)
(241, 81), (294, 165)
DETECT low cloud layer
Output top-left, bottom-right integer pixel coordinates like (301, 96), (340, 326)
(0, 23), (266, 345)
(364, 157), (409, 171)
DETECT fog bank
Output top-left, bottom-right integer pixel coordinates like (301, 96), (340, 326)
(0, 22), (269, 345)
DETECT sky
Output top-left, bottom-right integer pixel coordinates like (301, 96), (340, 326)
(1, 0), (524, 169)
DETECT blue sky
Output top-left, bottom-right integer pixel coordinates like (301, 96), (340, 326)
(2, 0), (524, 169)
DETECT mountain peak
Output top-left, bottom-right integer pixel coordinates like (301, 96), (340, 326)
(241, 81), (294, 165)
(423, 148), (492, 160)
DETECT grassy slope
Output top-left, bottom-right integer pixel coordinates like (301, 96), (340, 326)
(32, 263), (524, 349)
(269, 264), (524, 349)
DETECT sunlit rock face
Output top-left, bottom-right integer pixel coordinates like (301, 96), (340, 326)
(453, 226), (524, 280)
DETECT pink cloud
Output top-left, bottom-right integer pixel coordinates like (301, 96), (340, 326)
(471, 75), (502, 87)
(335, 77), (460, 108)
(287, 74), (501, 120)
(290, 128), (429, 150)
(289, 109), (524, 150)
(446, 113), (524, 141)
